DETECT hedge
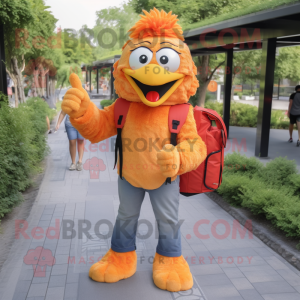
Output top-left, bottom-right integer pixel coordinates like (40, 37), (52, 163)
(218, 152), (300, 246)
(205, 101), (290, 129)
(100, 99), (114, 108)
(0, 94), (57, 220)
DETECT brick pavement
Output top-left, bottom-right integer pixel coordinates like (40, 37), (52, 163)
(0, 100), (300, 300)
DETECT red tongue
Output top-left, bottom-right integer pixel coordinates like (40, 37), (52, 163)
(146, 91), (160, 102)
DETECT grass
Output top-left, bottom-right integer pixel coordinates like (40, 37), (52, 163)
(183, 0), (299, 31)
(95, 50), (122, 63)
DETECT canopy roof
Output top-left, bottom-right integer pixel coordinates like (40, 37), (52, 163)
(183, 2), (300, 55)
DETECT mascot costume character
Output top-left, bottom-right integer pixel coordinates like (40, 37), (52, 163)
(61, 8), (207, 292)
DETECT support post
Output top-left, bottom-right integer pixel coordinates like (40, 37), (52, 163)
(96, 67), (99, 94)
(255, 38), (277, 158)
(89, 69), (92, 93)
(0, 23), (7, 97)
(223, 48), (233, 136)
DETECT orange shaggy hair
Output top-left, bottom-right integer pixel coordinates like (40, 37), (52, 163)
(114, 8), (199, 105)
(128, 8), (184, 41)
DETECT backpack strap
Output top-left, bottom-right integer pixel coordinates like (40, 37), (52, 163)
(166, 103), (190, 184)
(199, 107), (227, 147)
(114, 98), (131, 179)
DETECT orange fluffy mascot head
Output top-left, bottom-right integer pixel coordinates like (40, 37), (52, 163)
(113, 8), (199, 107)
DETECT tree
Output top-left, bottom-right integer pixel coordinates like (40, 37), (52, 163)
(1, 0), (34, 107)
(93, 3), (139, 60)
(275, 46), (300, 84)
(191, 55), (225, 107)
(1, 0), (58, 106)
(53, 28), (95, 97)
(231, 50), (261, 98)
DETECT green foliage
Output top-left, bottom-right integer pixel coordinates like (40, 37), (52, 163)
(230, 102), (258, 127)
(275, 46), (300, 83)
(93, 3), (139, 60)
(0, 96), (56, 220)
(130, 0), (246, 27)
(205, 101), (290, 129)
(205, 101), (223, 116)
(189, 92), (212, 107)
(259, 157), (297, 187)
(183, 0), (299, 30)
(218, 153), (300, 238)
(0, 93), (9, 106)
(101, 99), (115, 108)
(223, 152), (263, 177)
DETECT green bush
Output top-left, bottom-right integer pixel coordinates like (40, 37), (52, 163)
(270, 110), (289, 129)
(205, 101), (223, 116)
(101, 99), (114, 108)
(259, 157), (297, 187)
(0, 95), (57, 220)
(223, 152), (263, 177)
(205, 101), (290, 129)
(230, 102), (258, 127)
(242, 90), (253, 96)
(217, 153), (300, 239)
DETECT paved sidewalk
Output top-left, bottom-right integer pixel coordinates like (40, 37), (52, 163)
(0, 100), (300, 300)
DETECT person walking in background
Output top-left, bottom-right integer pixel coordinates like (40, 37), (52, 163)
(55, 110), (85, 170)
(288, 85), (300, 147)
(41, 96), (52, 134)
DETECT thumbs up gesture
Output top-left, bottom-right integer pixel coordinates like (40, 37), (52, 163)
(61, 74), (91, 119)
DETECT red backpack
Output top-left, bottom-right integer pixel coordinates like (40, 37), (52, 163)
(113, 98), (227, 196)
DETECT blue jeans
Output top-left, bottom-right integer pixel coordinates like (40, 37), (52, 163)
(65, 123), (84, 140)
(111, 177), (182, 257)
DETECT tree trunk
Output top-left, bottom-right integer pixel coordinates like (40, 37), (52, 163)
(198, 81), (209, 107)
(6, 69), (19, 108)
(11, 57), (25, 103)
(13, 78), (19, 108)
(197, 55), (225, 107)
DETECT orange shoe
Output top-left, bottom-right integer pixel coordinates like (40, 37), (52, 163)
(153, 253), (193, 292)
(89, 249), (137, 283)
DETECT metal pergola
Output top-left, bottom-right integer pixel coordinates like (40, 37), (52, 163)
(82, 55), (121, 100)
(183, 2), (300, 157)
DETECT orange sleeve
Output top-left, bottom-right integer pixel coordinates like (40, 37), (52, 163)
(70, 102), (117, 144)
(176, 105), (207, 175)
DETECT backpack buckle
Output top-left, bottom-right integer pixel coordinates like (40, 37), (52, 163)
(172, 120), (180, 130)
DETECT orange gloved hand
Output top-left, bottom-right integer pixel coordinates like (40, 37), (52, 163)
(61, 73), (91, 119)
(157, 144), (180, 178)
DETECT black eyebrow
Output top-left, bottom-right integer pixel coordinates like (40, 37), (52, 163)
(130, 46), (153, 53)
(160, 42), (178, 47)
(133, 41), (151, 45)
(157, 47), (181, 55)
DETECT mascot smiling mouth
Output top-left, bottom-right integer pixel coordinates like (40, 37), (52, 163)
(123, 64), (185, 107)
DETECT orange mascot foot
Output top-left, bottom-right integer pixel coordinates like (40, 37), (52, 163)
(153, 253), (193, 292)
(89, 249), (137, 283)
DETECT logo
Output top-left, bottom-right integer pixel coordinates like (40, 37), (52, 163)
(23, 247), (56, 277)
(83, 157), (106, 179)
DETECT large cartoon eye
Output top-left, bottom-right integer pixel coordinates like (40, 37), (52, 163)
(129, 47), (153, 70)
(156, 48), (180, 72)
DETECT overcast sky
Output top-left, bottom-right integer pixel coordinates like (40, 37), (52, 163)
(44, 0), (127, 32)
